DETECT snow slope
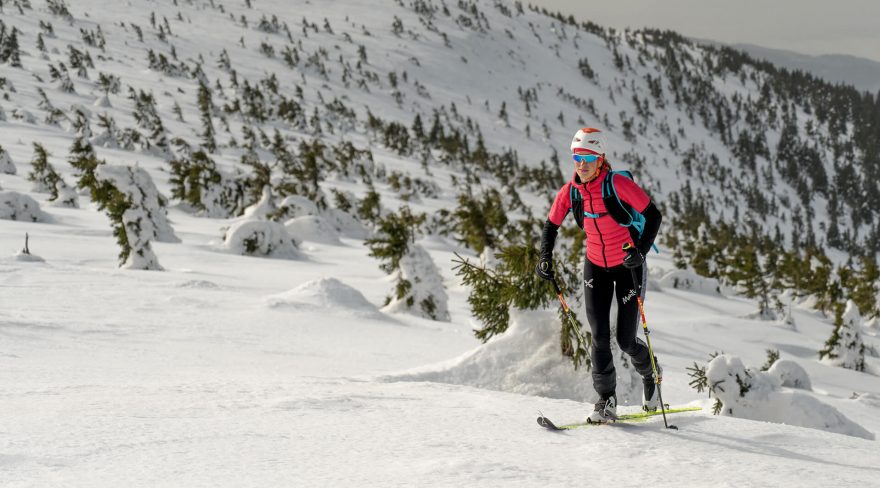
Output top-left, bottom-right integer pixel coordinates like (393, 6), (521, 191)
(1, 0), (879, 486)
(2, 208), (879, 486)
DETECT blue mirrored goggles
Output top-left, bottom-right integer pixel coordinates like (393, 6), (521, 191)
(572, 153), (601, 164)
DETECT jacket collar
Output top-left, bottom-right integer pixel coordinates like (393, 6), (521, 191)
(572, 168), (608, 186)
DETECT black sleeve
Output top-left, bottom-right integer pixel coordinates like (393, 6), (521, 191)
(540, 219), (559, 258)
(637, 202), (662, 256)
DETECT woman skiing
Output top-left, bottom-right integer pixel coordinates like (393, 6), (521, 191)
(536, 127), (663, 423)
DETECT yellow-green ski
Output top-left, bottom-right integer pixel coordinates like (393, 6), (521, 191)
(537, 406), (701, 431)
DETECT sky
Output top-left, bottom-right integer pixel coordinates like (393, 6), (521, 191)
(528, 0), (880, 63)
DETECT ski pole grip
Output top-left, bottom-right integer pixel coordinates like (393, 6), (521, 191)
(622, 242), (632, 251)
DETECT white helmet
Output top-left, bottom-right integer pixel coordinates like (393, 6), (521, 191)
(570, 127), (606, 156)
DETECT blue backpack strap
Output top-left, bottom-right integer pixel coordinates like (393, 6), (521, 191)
(571, 183), (604, 219)
(604, 171), (659, 254)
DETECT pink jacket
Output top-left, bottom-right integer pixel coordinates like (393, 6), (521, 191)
(547, 169), (651, 268)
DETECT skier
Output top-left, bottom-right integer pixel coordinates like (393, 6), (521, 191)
(536, 127), (663, 423)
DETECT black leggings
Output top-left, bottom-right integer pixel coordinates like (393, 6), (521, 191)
(583, 260), (653, 399)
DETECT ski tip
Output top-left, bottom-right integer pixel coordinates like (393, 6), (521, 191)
(537, 416), (563, 431)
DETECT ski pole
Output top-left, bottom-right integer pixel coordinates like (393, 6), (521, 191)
(622, 243), (677, 430)
(548, 275), (590, 366)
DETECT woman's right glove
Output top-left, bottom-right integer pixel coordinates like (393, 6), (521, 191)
(535, 255), (554, 281)
(536, 220), (559, 282)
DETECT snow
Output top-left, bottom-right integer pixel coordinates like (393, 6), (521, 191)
(0, 0), (878, 486)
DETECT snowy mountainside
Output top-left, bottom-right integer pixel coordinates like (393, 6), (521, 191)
(0, 0), (877, 258)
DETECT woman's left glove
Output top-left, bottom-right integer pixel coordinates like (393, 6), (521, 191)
(622, 246), (644, 269)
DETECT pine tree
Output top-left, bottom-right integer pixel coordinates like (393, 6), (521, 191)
(68, 111), (103, 192)
(197, 80), (216, 152)
(819, 301), (866, 371)
(366, 206), (451, 319)
(0, 26), (22, 67)
(93, 165), (175, 269)
(850, 255), (880, 318)
(452, 189), (509, 254)
(129, 88), (169, 156)
(452, 243), (591, 369)
(357, 187), (382, 228)
(366, 205), (424, 275)
(92, 172), (135, 266)
(27, 142), (63, 200)
(727, 243), (773, 319)
(498, 101), (509, 127)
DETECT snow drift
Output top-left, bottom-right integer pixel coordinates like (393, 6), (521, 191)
(386, 309), (643, 405)
(707, 354), (873, 439)
(266, 277), (378, 316)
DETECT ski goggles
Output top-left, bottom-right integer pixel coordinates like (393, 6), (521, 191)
(572, 153), (601, 164)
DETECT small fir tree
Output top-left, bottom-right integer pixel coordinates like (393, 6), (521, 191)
(197, 80), (217, 152)
(366, 206), (450, 320)
(819, 301), (866, 371)
(68, 113), (102, 200)
(27, 142), (63, 199)
(452, 189), (508, 254)
(452, 243), (590, 370)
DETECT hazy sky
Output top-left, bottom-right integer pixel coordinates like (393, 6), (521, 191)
(528, 0), (880, 63)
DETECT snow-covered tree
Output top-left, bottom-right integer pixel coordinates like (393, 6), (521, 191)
(0, 144), (16, 174)
(168, 150), (246, 218)
(93, 164), (178, 270)
(222, 219), (300, 259)
(383, 243), (450, 321)
(91, 113), (119, 148)
(128, 88), (170, 157)
(0, 191), (51, 222)
(819, 300), (866, 371)
(197, 80), (217, 153)
(26, 142), (74, 205)
(699, 354), (870, 438)
(366, 205), (448, 321)
(0, 26), (23, 68)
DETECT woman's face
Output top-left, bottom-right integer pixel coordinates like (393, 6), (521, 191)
(574, 154), (602, 181)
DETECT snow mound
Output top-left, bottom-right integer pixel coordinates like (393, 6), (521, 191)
(13, 251), (45, 262)
(274, 195), (319, 220)
(240, 186), (276, 220)
(284, 215), (342, 245)
(766, 359), (812, 390)
(657, 268), (722, 296)
(323, 208), (369, 240)
(707, 355), (872, 439)
(385, 309), (640, 403)
(852, 392), (880, 408)
(266, 277), (377, 314)
(0, 191), (52, 222)
(173, 279), (221, 289)
(223, 220), (301, 259)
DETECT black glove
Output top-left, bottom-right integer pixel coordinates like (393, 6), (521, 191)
(535, 255), (554, 281)
(623, 246), (644, 269)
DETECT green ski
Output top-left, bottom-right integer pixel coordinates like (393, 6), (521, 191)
(538, 406), (701, 431)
